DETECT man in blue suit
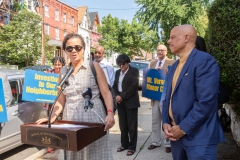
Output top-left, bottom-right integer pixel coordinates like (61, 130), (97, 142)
(162, 25), (225, 160)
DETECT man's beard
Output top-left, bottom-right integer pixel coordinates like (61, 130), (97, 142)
(95, 57), (103, 62)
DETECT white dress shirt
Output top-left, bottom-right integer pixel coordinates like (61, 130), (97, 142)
(96, 58), (115, 87)
(118, 68), (129, 92)
(155, 57), (166, 69)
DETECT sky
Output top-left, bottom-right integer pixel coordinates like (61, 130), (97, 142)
(60, 0), (140, 22)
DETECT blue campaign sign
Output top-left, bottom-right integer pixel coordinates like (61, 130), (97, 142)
(0, 79), (8, 122)
(22, 69), (59, 103)
(142, 68), (166, 101)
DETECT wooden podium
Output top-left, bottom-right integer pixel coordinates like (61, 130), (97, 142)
(21, 120), (106, 151)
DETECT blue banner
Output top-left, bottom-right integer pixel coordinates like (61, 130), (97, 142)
(0, 79), (8, 122)
(142, 68), (166, 100)
(22, 69), (59, 103)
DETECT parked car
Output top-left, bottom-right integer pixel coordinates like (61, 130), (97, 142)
(24, 65), (52, 72)
(0, 69), (44, 154)
(129, 61), (150, 88)
(113, 65), (120, 72)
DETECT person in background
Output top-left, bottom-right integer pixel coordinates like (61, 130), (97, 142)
(43, 56), (66, 153)
(195, 36), (207, 52)
(148, 44), (175, 153)
(162, 24), (225, 160)
(0, 72), (13, 136)
(94, 46), (115, 87)
(113, 54), (140, 156)
(37, 33), (114, 160)
(0, 72), (12, 107)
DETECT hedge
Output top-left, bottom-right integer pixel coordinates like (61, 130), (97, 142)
(207, 0), (240, 114)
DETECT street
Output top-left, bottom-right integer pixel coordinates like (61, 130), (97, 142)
(0, 144), (44, 160)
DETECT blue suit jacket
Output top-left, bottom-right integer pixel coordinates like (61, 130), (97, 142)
(162, 48), (225, 146)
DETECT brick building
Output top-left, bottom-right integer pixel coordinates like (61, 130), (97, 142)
(37, 0), (78, 63)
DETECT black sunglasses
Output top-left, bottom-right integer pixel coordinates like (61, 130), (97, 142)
(65, 45), (83, 52)
(118, 62), (126, 67)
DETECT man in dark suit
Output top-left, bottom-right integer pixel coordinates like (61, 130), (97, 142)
(113, 54), (140, 156)
(162, 25), (225, 159)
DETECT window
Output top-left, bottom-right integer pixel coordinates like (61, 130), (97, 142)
(64, 29), (67, 37)
(28, 0), (32, 10)
(45, 5), (49, 16)
(72, 16), (74, 26)
(45, 24), (49, 35)
(63, 13), (66, 23)
(55, 9), (59, 20)
(9, 80), (19, 105)
(55, 27), (59, 39)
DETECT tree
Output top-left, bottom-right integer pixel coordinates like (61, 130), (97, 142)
(135, 0), (209, 43)
(0, 9), (54, 68)
(207, 0), (240, 113)
(98, 14), (159, 58)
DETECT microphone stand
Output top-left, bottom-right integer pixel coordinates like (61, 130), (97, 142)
(47, 81), (69, 160)
(47, 80), (69, 128)
(85, 101), (105, 124)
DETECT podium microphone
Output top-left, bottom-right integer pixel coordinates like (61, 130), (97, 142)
(82, 88), (92, 111)
(57, 67), (74, 90)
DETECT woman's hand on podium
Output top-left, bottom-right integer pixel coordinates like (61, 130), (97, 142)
(36, 118), (48, 124)
(104, 113), (115, 131)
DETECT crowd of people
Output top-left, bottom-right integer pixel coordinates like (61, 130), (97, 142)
(0, 24), (225, 160)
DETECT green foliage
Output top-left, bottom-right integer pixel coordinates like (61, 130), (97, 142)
(207, 0), (240, 112)
(44, 35), (56, 63)
(0, 10), (42, 68)
(135, 0), (209, 44)
(98, 14), (159, 58)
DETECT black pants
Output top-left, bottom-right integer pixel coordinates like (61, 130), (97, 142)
(118, 102), (138, 151)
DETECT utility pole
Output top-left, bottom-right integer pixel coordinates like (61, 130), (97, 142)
(41, 0), (45, 65)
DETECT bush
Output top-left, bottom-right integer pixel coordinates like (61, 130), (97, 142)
(207, 0), (240, 113)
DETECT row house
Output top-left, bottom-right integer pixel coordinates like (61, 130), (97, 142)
(76, 6), (91, 61)
(89, 12), (101, 61)
(37, 0), (78, 63)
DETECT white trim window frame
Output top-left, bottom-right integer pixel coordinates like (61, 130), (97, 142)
(63, 12), (66, 23)
(55, 9), (59, 21)
(72, 16), (74, 26)
(45, 24), (49, 35)
(45, 5), (49, 17)
(55, 27), (59, 39)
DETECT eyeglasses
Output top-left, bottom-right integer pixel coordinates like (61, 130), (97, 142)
(118, 62), (126, 67)
(65, 45), (83, 52)
(157, 49), (166, 52)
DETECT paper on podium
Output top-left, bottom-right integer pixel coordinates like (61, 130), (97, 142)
(47, 124), (90, 129)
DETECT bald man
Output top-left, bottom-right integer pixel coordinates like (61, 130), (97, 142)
(94, 46), (115, 87)
(162, 25), (225, 160)
(148, 44), (175, 153)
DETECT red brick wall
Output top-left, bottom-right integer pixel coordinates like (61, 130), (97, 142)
(39, 0), (78, 41)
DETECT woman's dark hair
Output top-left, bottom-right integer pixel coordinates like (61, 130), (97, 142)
(62, 33), (86, 50)
(196, 36), (207, 52)
(52, 56), (66, 66)
(116, 54), (131, 65)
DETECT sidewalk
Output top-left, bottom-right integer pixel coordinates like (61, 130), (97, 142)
(31, 94), (239, 160)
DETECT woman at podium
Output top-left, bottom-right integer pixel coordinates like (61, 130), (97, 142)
(36, 33), (115, 160)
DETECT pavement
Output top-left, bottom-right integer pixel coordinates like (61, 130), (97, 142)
(25, 93), (240, 160)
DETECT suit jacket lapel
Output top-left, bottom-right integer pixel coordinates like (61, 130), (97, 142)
(162, 58), (171, 70)
(173, 49), (197, 94)
(122, 66), (131, 83)
(151, 60), (157, 69)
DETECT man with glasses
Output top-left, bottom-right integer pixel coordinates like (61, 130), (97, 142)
(148, 44), (175, 153)
(94, 46), (115, 87)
